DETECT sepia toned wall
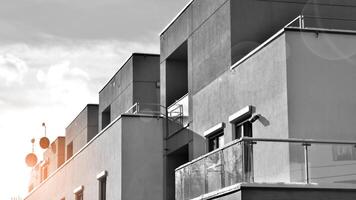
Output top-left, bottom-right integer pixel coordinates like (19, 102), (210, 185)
(25, 115), (164, 200)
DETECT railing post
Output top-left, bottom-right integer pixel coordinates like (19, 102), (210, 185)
(136, 102), (140, 114)
(299, 15), (305, 29)
(303, 143), (311, 184)
(220, 150), (225, 188)
(241, 141), (246, 182)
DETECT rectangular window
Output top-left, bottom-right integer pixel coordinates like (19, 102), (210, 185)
(208, 130), (224, 152)
(98, 176), (107, 200)
(42, 165), (48, 181)
(67, 142), (73, 160)
(101, 106), (111, 129)
(235, 121), (252, 139)
(73, 186), (84, 200)
(75, 191), (83, 200)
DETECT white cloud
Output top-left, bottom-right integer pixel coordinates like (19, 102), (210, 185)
(0, 39), (159, 199)
(36, 60), (91, 104)
(0, 53), (29, 85)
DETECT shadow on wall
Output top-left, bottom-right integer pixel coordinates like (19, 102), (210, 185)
(257, 114), (270, 127)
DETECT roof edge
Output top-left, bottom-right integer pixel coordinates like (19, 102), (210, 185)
(159, 0), (194, 36)
(98, 53), (159, 93)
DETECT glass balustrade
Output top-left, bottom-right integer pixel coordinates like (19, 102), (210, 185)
(175, 138), (356, 200)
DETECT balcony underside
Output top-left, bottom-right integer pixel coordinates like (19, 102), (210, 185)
(199, 183), (356, 200)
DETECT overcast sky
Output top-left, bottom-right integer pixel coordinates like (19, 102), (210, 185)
(0, 0), (189, 199)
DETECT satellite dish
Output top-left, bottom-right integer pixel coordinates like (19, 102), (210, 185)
(25, 153), (38, 167)
(40, 137), (50, 149)
(25, 138), (38, 167)
(40, 122), (50, 149)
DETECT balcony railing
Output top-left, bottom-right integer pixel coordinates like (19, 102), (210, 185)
(175, 137), (356, 200)
(125, 102), (166, 116)
(168, 94), (189, 126)
(287, 15), (356, 30)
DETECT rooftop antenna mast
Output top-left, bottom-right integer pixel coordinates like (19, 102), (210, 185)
(39, 122), (50, 149)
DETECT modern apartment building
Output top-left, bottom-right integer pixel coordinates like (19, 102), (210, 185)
(26, 1), (356, 200)
(161, 0), (356, 200)
(28, 137), (65, 192)
(26, 53), (163, 200)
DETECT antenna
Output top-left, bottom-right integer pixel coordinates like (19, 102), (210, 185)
(39, 122), (50, 149)
(42, 122), (46, 137)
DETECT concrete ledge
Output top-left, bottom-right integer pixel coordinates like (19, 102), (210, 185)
(96, 170), (108, 180)
(203, 122), (225, 137)
(73, 185), (84, 194)
(228, 106), (253, 123)
(191, 182), (356, 200)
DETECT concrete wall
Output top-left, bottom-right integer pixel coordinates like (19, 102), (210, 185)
(192, 34), (289, 144)
(121, 116), (164, 200)
(43, 137), (65, 176)
(132, 55), (161, 111)
(28, 163), (42, 192)
(160, 0), (231, 109)
(191, 34), (290, 182)
(25, 115), (164, 200)
(190, 0), (231, 95)
(26, 115), (123, 200)
(99, 57), (134, 130)
(99, 54), (160, 130)
(205, 185), (356, 200)
(241, 186), (356, 200)
(285, 30), (356, 184)
(65, 104), (98, 157)
(286, 30), (356, 141)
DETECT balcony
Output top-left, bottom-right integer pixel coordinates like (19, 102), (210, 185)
(168, 93), (189, 127)
(125, 102), (165, 116)
(175, 137), (356, 200)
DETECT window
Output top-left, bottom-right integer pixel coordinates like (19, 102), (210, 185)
(97, 171), (108, 200)
(67, 142), (73, 160)
(73, 186), (84, 200)
(229, 106), (254, 140)
(208, 130), (224, 152)
(75, 191), (83, 200)
(101, 106), (111, 129)
(235, 121), (252, 139)
(204, 123), (225, 152)
(98, 176), (107, 200)
(42, 165), (48, 181)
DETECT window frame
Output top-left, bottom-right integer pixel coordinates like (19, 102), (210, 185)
(73, 186), (84, 200)
(97, 171), (108, 200)
(234, 120), (252, 140)
(207, 130), (225, 152)
(229, 106), (254, 140)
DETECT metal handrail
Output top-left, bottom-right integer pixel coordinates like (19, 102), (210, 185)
(125, 102), (139, 114)
(125, 102), (167, 116)
(167, 93), (189, 110)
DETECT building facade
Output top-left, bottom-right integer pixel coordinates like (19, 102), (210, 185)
(26, 1), (356, 200)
